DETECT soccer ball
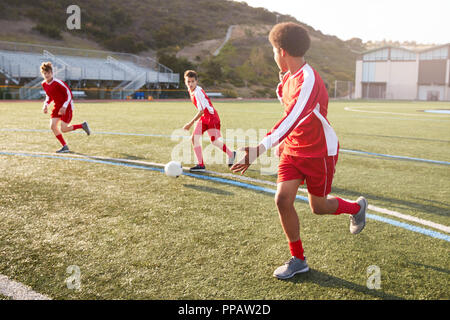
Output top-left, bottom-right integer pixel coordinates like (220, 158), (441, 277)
(164, 161), (183, 178)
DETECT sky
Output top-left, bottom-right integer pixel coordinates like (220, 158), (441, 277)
(234, 0), (450, 44)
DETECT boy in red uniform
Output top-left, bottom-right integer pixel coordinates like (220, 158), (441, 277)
(40, 62), (90, 153)
(183, 70), (235, 172)
(231, 23), (367, 279)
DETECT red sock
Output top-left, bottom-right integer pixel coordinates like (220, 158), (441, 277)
(289, 239), (305, 260)
(193, 145), (204, 166)
(72, 124), (83, 130)
(222, 143), (233, 158)
(333, 197), (360, 215)
(55, 134), (66, 147)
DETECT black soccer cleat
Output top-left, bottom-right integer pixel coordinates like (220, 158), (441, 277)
(56, 145), (70, 153)
(189, 164), (206, 172)
(228, 151), (237, 168)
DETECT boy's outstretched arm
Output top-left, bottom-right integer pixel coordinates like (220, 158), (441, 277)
(183, 109), (204, 130)
(230, 144), (266, 175)
(43, 94), (52, 114)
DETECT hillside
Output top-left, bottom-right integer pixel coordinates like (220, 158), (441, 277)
(2, 0), (365, 97)
(174, 24), (363, 98)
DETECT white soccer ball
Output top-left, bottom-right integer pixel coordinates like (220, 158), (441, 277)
(164, 161), (183, 178)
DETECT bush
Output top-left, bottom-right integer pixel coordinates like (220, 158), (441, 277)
(222, 89), (238, 98)
(32, 23), (62, 40)
(103, 35), (147, 53)
(201, 59), (223, 82)
(157, 53), (197, 87)
(254, 88), (271, 98)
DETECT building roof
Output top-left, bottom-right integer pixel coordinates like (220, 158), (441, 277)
(363, 43), (449, 55)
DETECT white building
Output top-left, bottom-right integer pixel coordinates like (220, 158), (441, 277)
(355, 44), (450, 101)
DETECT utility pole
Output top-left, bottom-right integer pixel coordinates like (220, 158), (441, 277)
(334, 80), (337, 99)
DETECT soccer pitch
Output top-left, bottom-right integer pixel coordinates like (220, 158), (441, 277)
(0, 99), (449, 300)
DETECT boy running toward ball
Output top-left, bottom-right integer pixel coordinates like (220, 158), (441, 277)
(231, 23), (367, 280)
(40, 62), (90, 153)
(183, 70), (235, 172)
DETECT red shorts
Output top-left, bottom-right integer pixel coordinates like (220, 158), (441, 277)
(51, 105), (73, 124)
(277, 152), (339, 197)
(194, 118), (221, 142)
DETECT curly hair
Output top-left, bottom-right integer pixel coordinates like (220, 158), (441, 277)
(269, 22), (310, 57)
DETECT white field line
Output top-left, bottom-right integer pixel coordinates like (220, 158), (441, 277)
(365, 204), (450, 233)
(344, 106), (450, 118)
(5, 150), (450, 234)
(0, 275), (51, 300)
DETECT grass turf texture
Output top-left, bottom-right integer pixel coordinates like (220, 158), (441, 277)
(0, 100), (449, 300)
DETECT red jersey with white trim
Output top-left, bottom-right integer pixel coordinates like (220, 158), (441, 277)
(42, 78), (73, 111)
(189, 86), (220, 124)
(260, 63), (338, 158)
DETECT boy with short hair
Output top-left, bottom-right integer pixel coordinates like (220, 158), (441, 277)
(183, 70), (235, 171)
(231, 23), (367, 280)
(41, 62), (90, 153)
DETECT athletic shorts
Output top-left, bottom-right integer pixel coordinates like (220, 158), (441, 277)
(277, 152), (339, 197)
(194, 118), (221, 142)
(198, 117), (220, 133)
(51, 105), (73, 124)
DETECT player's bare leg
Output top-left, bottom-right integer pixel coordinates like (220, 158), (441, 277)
(60, 121), (73, 133)
(190, 122), (205, 172)
(308, 194), (339, 215)
(275, 179), (303, 242)
(50, 117), (62, 136)
(308, 193), (367, 234)
(207, 128), (235, 167)
(273, 179), (309, 279)
(60, 120), (91, 135)
(50, 118), (69, 153)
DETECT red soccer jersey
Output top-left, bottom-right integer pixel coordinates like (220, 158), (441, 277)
(189, 86), (220, 124)
(42, 78), (73, 111)
(260, 63), (338, 158)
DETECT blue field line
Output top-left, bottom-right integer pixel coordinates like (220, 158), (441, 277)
(1, 150), (449, 243)
(2, 128), (450, 166)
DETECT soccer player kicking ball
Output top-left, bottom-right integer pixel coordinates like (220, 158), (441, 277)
(231, 23), (367, 280)
(40, 62), (90, 153)
(183, 70), (236, 172)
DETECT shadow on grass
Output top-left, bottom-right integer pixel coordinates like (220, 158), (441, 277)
(183, 184), (234, 196)
(285, 269), (404, 300)
(70, 152), (151, 165)
(118, 153), (148, 161)
(331, 186), (449, 218)
(408, 262), (450, 275)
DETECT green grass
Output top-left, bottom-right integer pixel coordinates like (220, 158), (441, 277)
(0, 99), (449, 300)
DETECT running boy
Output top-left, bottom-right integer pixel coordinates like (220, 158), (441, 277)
(183, 70), (235, 172)
(231, 23), (367, 280)
(41, 62), (90, 153)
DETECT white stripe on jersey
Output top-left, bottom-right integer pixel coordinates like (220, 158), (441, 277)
(260, 64), (315, 151)
(53, 78), (72, 109)
(323, 157), (328, 196)
(194, 86), (214, 115)
(260, 64), (338, 156)
(313, 104), (338, 156)
(44, 94), (51, 106)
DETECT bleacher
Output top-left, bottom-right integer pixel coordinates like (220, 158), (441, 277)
(0, 41), (179, 99)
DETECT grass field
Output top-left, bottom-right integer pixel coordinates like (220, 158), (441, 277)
(0, 99), (449, 300)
